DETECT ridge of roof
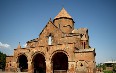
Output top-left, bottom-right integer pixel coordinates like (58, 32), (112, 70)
(39, 19), (63, 37)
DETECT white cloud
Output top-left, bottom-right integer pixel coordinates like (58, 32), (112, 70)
(0, 42), (10, 49)
(23, 44), (27, 47)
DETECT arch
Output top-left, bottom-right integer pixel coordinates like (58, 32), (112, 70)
(51, 51), (68, 73)
(48, 33), (53, 45)
(31, 51), (46, 61)
(16, 53), (28, 63)
(50, 50), (69, 61)
(17, 54), (28, 72)
(32, 52), (46, 73)
(48, 35), (52, 45)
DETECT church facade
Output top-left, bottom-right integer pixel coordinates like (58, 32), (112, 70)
(5, 8), (96, 73)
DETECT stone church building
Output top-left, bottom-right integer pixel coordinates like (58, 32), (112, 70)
(5, 8), (96, 73)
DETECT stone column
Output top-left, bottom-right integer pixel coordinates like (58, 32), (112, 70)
(46, 61), (52, 73)
(68, 61), (76, 73)
(17, 62), (19, 68)
(13, 62), (17, 72)
(28, 61), (33, 73)
(16, 62), (21, 72)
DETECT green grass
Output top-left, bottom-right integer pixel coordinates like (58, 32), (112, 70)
(103, 70), (116, 73)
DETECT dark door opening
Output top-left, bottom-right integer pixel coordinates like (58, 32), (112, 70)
(33, 53), (46, 73)
(52, 52), (68, 73)
(18, 55), (28, 72)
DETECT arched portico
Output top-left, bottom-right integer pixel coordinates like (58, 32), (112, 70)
(18, 54), (28, 72)
(32, 53), (46, 73)
(51, 51), (68, 73)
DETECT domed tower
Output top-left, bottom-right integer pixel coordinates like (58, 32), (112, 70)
(53, 8), (75, 33)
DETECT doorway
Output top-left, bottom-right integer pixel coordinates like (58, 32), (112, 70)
(52, 52), (68, 73)
(18, 55), (28, 72)
(33, 53), (46, 73)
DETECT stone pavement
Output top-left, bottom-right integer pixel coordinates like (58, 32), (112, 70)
(0, 72), (28, 73)
(0, 70), (27, 73)
(96, 71), (104, 73)
(0, 72), (104, 73)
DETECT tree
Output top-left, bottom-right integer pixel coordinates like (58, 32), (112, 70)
(102, 63), (106, 70)
(0, 51), (6, 70)
(96, 63), (106, 72)
(113, 63), (116, 72)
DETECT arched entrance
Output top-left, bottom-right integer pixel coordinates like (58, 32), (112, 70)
(52, 52), (68, 73)
(18, 54), (28, 72)
(32, 53), (46, 73)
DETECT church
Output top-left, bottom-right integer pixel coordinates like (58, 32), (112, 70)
(5, 8), (96, 73)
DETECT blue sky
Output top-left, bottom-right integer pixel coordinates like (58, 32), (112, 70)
(0, 0), (116, 64)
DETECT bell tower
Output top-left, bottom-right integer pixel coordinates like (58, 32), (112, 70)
(53, 8), (75, 33)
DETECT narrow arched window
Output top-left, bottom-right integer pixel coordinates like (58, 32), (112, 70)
(58, 24), (60, 28)
(84, 42), (86, 49)
(48, 34), (52, 45)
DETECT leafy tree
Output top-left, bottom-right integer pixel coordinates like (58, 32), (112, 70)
(102, 63), (106, 70)
(113, 63), (116, 72)
(0, 51), (6, 70)
(96, 63), (107, 72)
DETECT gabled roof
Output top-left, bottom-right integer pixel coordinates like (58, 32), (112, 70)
(54, 8), (72, 19)
(81, 34), (87, 40)
(39, 19), (63, 37)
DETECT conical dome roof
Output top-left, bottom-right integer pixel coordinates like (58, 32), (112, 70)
(54, 8), (72, 19)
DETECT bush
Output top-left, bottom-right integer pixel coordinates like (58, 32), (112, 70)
(103, 70), (113, 73)
(0, 51), (6, 70)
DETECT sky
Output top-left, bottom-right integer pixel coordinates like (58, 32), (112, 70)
(0, 0), (116, 64)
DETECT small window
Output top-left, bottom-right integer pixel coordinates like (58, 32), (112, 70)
(48, 35), (52, 45)
(84, 42), (86, 49)
(80, 63), (83, 67)
(58, 24), (60, 28)
(10, 63), (11, 66)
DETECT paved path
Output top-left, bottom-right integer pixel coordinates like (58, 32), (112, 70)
(96, 71), (104, 73)
(0, 71), (105, 73)
(0, 72), (28, 73)
(0, 72), (105, 73)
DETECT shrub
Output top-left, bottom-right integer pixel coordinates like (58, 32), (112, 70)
(103, 70), (113, 73)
